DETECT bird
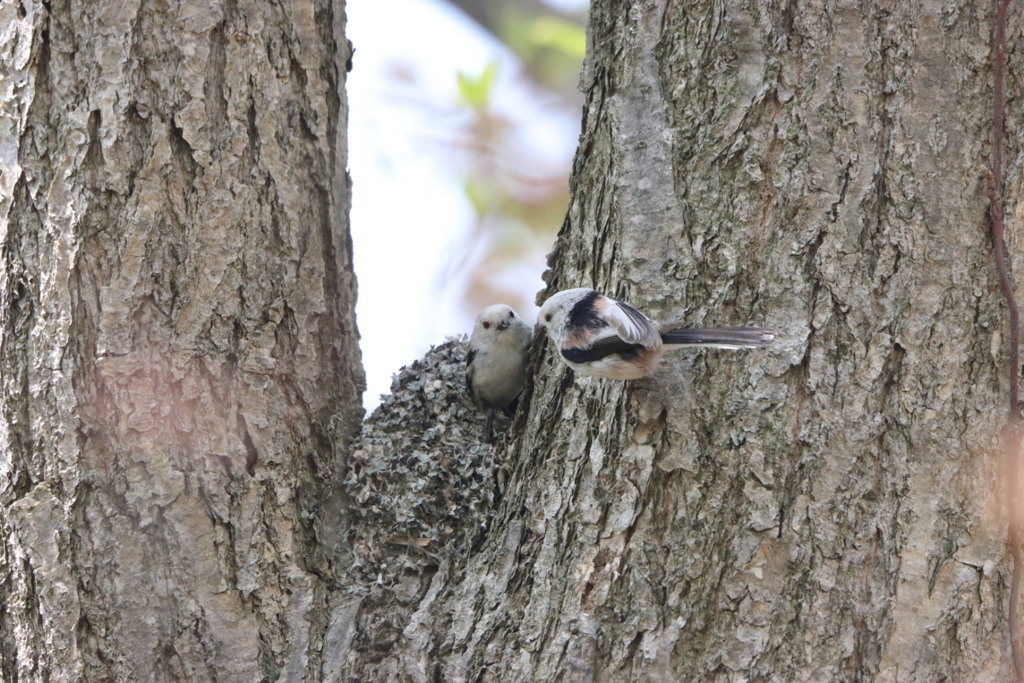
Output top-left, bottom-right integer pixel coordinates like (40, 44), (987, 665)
(536, 288), (774, 380)
(466, 304), (533, 441)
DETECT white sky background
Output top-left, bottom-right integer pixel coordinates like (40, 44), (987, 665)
(347, 0), (585, 410)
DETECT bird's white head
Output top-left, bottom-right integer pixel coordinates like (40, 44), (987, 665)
(472, 304), (524, 339)
(536, 288), (597, 343)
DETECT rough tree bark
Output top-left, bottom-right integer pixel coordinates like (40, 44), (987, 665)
(4, 0), (1023, 680)
(0, 1), (362, 681)
(340, 1), (1023, 681)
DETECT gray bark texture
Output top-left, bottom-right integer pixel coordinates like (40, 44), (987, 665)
(338, 1), (1024, 681)
(0, 1), (362, 681)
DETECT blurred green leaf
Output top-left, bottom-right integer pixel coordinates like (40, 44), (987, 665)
(527, 17), (586, 59)
(463, 177), (490, 217)
(456, 60), (499, 110)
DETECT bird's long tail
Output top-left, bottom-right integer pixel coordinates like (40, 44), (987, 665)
(660, 326), (775, 349)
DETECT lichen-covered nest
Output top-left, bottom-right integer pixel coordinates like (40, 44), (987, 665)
(343, 337), (509, 588)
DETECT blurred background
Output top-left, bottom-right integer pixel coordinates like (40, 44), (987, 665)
(348, 0), (589, 409)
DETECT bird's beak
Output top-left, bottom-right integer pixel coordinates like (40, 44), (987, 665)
(495, 320), (508, 331)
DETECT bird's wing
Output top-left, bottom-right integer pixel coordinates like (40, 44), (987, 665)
(602, 297), (662, 349)
(561, 336), (643, 364)
(465, 349), (476, 394)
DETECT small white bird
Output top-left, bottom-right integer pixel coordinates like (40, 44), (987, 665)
(466, 304), (533, 441)
(537, 288), (774, 380)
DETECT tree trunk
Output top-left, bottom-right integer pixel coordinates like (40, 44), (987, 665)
(0, 1), (362, 681)
(342, 1), (1021, 680)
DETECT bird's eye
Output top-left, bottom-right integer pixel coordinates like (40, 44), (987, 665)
(482, 321), (491, 329)
(508, 311), (515, 318)
(544, 313), (552, 323)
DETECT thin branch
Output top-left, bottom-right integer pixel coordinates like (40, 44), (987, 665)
(989, 1), (1023, 680)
